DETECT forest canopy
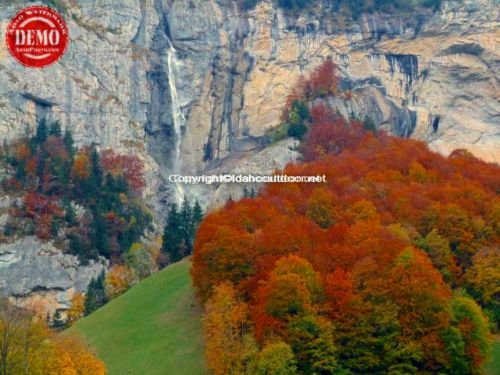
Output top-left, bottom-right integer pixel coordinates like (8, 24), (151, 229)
(192, 60), (499, 374)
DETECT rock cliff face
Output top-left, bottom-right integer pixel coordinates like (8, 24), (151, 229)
(175, 0), (498, 166)
(1, 0), (498, 207)
(0, 236), (107, 313)
(0, 0), (498, 309)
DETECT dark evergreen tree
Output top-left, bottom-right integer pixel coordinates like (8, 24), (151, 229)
(62, 198), (77, 227)
(84, 271), (108, 315)
(161, 203), (184, 263)
(243, 186), (257, 199)
(51, 310), (66, 329)
(49, 121), (62, 137)
(90, 145), (103, 189)
(243, 185), (250, 198)
(161, 199), (204, 265)
(69, 234), (96, 265)
(63, 128), (75, 157)
(14, 159), (26, 184)
(180, 199), (193, 249)
(287, 100), (310, 140)
(191, 199), (204, 242)
(363, 115), (377, 133)
(91, 209), (110, 258)
(35, 118), (48, 145)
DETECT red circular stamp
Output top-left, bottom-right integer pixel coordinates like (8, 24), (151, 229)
(5, 6), (69, 68)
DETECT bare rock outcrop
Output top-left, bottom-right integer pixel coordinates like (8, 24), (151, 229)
(0, 236), (107, 314)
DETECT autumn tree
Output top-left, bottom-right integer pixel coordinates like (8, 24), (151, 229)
(449, 294), (491, 374)
(203, 283), (253, 375)
(301, 116), (365, 161)
(466, 247), (500, 329)
(71, 151), (91, 181)
(124, 242), (156, 280)
(416, 229), (458, 284)
(66, 292), (86, 326)
(308, 59), (340, 98)
(0, 299), (105, 374)
(101, 149), (146, 193)
(306, 187), (335, 228)
(2, 123), (151, 268)
(105, 265), (137, 299)
(256, 341), (297, 375)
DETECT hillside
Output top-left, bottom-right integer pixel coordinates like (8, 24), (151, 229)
(73, 259), (206, 375)
(486, 337), (500, 375)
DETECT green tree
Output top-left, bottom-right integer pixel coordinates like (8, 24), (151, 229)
(416, 229), (455, 283)
(51, 310), (66, 330)
(49, 121), (62, 137)
(450, 294), (491, 374)
(442, 327), (469, 374)
(161, 199), (204, 264)
(35, 118), (48, 145)
(287, 316), (344, 374)
(91, 209), (110, 258)
(124, 243), (155, 280)
(62, 198), (77, 227)
(363, 115), (377, 133)
(162, 203), (184, 263)
(192, 200), (204, 224)
(63, 128), (75, 157)
(84, 271), (108, 315)
(81, 144), (103, 198)
(257, 341), (297, 375)
(287, 100), (310, 140)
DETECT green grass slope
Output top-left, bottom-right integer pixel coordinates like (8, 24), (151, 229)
(73, 259), (206, 375)
(486, 336), (500, 375)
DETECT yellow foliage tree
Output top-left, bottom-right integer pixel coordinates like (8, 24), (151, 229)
(467, 247), (500, 305)
(203, 282), (252, 375)
(105, 265), (136, 299)
(0, 299), (105, 374)
(71, 152), (91, 180)
(306, 187), (335, 228)
(66, 292), (86, 326)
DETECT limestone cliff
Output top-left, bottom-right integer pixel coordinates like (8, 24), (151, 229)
(0, 236), (107, 314)
(1, 0), (498, 206)
(0, 0), (498, 309)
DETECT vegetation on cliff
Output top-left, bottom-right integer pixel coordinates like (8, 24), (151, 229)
(0, 121), (152, 265)
(192, 61), (499, 374)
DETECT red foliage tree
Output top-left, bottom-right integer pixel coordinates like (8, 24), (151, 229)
(308, 59), (340, 98)
(301, 117), (366, 161)
(101, 149), (145, 193)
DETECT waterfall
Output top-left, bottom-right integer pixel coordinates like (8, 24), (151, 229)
(166, 38), (186, 205)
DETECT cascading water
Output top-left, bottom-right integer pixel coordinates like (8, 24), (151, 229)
(166, 37), (186, 205)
